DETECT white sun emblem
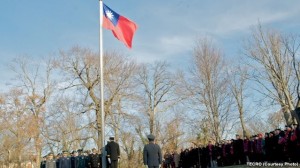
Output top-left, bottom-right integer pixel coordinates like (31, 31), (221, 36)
(106, 10), (114, 20)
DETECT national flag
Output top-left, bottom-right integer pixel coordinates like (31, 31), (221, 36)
(102, 3), (137, 48)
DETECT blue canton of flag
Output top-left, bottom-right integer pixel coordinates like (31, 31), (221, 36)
(103, 4), (120, 27)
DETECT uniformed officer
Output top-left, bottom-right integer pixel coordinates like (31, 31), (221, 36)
(89, 148), (101, 168)
(143, 134), (162, 168)
(45, 153), (56, 168)
(77, 149), (86, 168)
(59, 151), (71, 168)
(41, 156), (47, 168)
(106, 136), (120, 168)
(71, 151), (79, 168)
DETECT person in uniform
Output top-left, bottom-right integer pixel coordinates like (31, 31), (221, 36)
(106, 136), (120, 168)
(84, 150), (91, 168)
(59, 151), (71, 168)
(55, 153), (61, 168)
(143, 134), (162, 168)
(77, 149), (86, 168)
(71, 150), (79, 168)
(45, 153), (56, 168)
(41, 156), (47, 168)
(89, 148), (101, 168)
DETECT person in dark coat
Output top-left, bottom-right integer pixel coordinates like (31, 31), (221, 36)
(293, 124), (300, 162)
(71, 151), (79, 168)
(41, 156), (47, 168)
(255, 133), (264, 162)
(77, 149), (87, 168)
(106, 137), (120, 168)
(291, 124), (300, 162)
(59, 151), (71, 168)
(89, 148), (101, 168)
(45, 153), (57, 168)
(233, 134), (245, 165)
(206, 141), (217, 168)
(55, 154), (61, 168)
(163, 151), (172, 168)
(84, 150), (91, 168)
(143, 134), (162, 168)
(268, 131), (276, 162)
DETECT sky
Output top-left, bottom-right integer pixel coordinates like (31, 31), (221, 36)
(1, 0), (300, 90)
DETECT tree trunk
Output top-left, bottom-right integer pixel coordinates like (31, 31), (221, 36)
(149, 110), (154, 134)
(239, 112), (248, 138)
(293, 100), (300, 124)
(212, 113), (220, 143)
(96, 107), (102, 150)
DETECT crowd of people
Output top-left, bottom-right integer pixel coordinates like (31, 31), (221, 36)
(40, 137), (120, 168)
(163, 124), (300, 168)
(39, 124), (300, 168)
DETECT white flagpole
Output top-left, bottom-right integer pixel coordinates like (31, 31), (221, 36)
(99, 0), (106, 168)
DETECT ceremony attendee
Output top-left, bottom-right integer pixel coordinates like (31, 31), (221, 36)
(55, 153), (61, 168)
(59, 151), (71, 168)
(89, 148), (101, 168)
(255, 133), (264, 162)
(206, 141), (217, 168)
(71, 150), (79, 168)
(41, 156), (47, 168)
(233, 134), (244, 165)
(172, 150), (180, 168)
(106, 136), (120, 168)
(77, 149), (87, 168)
(143, 134), (162, 168)
(45, 153), (56, 168)
(163, 150), (172, 168)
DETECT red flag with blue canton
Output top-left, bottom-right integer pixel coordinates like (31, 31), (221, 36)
(103, 3), (137, 48)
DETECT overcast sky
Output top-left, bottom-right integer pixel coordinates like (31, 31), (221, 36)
(1, 0), (300, 89)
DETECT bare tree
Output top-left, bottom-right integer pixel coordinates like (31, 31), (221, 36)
(267, 110), (285, 129)
(229, 66), (250, 138)
(57, 47), (137, 149)
(283, 34), (300, 123)
(9, 57), (55, 167)
(43, 96), (94, 153)
(244, 24), (296, 125)
(182, 38), (234, 143)
(0, 88), (32, 167)
(135, 61), (176, 136)
(160, 118), (183, 152)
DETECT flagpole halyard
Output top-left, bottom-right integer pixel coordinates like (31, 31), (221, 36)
(99, 0), (106, 168)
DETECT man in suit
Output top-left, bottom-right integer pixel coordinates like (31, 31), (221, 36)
(106, 137), (120, 168)
(143, 134), (162, 168)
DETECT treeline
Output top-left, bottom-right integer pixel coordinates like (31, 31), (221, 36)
(0, 25), (300, 168)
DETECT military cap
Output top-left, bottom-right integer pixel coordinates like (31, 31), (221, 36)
(147, 134), (155, 140)
(62, 151), (68, 154)
(48, 152), (54, 156)
(71, 150), (78, 154)
(77, 149), (83, 152)
(109, 136), (115, 140)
